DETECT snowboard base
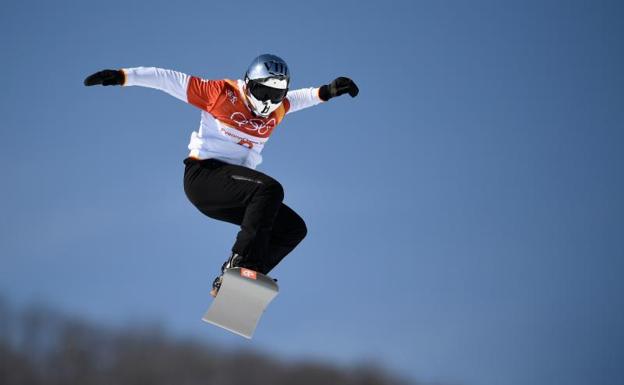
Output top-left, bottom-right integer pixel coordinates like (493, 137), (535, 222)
(202, 267), (279, 339)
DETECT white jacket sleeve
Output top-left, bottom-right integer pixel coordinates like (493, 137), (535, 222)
(122, 67), (190, 103)
(285, 87), (323, 114)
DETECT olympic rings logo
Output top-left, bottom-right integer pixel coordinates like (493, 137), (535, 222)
(230, 112), (275, 136)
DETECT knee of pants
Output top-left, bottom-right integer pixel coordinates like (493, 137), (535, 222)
(261, 179), (285, 203)
(294, 217), (308, 243)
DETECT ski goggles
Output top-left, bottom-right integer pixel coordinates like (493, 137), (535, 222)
(248, 79), (288, 103)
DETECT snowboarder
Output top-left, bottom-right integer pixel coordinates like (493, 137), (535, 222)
(84, 54), (358, 297)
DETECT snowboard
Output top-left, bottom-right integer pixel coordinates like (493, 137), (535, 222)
(202, 267), (279, 339)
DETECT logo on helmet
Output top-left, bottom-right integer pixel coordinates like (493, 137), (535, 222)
(264, 61), (288, 78)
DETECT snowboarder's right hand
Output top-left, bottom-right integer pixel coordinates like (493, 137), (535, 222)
(84, 69), (125, 86)
(318, 77), (359, 101)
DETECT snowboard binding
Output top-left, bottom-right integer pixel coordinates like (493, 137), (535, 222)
(211, 253), (246, 297)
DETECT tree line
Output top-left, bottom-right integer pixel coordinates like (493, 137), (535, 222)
(0, 296), (418, 385)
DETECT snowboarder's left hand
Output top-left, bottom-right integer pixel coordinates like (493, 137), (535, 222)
(84, 69), (125, 86)
(319, 77), (359, 101)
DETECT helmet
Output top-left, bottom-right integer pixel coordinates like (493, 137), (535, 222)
(244, 54), (290, 117)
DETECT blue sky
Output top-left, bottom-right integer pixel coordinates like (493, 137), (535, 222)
(1, 1), (623, 384)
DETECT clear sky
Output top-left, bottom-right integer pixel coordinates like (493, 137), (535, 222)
(1, 1), (623, 384)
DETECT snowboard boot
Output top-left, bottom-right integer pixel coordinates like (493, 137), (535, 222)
(210, 252), (245, 297)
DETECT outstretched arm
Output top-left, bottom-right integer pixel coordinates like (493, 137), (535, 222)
(84, 67), (225, 112)
(84, 67), (191, 103)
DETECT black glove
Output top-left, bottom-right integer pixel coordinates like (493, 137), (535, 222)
(84, 69), (125, 86)
(319, 77), (359, 101)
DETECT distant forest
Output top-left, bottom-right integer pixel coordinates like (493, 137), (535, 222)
(0, 297), (418, 385)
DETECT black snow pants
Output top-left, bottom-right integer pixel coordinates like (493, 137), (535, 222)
(183, 157), (307, 275)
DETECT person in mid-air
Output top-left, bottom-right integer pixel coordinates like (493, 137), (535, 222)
(84, 54), (359, 297)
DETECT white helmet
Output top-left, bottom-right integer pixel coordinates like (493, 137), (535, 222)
(244, 54), (290, 117)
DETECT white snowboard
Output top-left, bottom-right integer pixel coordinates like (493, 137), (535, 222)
(202, 267), (279, 339)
